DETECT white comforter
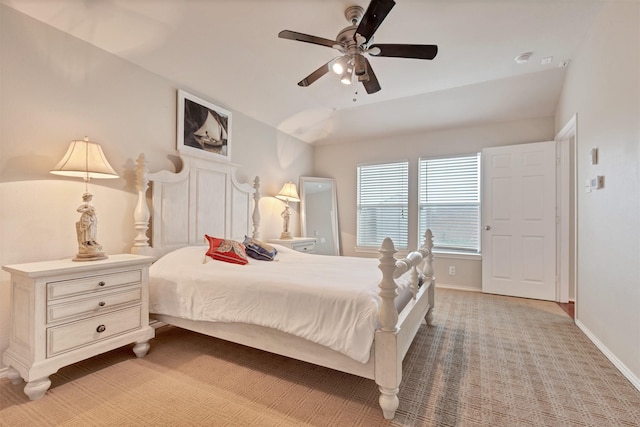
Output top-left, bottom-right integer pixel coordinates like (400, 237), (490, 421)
(148, 245), (412, 363)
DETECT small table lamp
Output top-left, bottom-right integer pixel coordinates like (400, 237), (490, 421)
(275, 181), (300, 239)
(50, 137), (118, 261)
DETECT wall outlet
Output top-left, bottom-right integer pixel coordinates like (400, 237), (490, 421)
(449, 266), (456, 275)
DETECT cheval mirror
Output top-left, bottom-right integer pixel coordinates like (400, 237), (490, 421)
(299, 177), (340, 256)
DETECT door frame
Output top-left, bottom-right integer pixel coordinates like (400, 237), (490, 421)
(555, 114), (578, 308)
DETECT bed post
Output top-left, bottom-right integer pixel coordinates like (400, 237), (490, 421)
(423, 229), (435, 325)
(252, 176), (261, 239)
(132, 154), (151, 255)
(376, 237), (401, 420)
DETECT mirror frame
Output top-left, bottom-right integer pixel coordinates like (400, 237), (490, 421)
(299, 177), (340, 256)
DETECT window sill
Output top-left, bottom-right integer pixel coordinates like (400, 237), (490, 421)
(355, 248), (482, 261)
(433, 251), (482, 261)
(354, 246), (411, 257)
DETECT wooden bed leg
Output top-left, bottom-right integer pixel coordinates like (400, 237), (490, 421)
(376, 238), (402, 420)
(379, 386), (400, 419)
(425, 307), (434, 326)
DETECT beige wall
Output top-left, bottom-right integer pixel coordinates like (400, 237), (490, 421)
(314, 117), (555, 290)
(556, 1), (640, 387)
(0, 6), (313, 369)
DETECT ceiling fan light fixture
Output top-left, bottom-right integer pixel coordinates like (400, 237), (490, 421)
(278, 0), (439, 95)
(332, 56), (348, 74)
(340, 70), (352, 85)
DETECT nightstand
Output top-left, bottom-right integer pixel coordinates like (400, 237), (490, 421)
(2, 254), (155, 400)
(268, 237), (317, 254)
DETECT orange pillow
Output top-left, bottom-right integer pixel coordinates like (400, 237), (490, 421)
(204, 235), (248, 265)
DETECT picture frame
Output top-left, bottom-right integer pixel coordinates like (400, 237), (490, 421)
(177, 89), (232, 162)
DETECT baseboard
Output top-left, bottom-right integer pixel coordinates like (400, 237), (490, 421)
(0, 366), (7, 379)
(435, 283), (481, 293)
(576, 319), (640, 392)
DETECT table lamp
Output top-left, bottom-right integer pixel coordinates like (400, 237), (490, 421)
(50, 137), (118, 261)
(275, 181), (300, 239)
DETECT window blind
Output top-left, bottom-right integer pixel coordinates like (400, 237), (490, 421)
(418, 154), (480, 253)
(357, 161), (409, 249)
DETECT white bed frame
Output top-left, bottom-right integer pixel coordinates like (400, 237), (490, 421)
(131, 153), (435, 419)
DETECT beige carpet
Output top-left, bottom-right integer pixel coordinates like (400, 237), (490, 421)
(2, 289), (639, 426)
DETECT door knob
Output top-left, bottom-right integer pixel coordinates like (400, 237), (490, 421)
(484, 225), (491, 230)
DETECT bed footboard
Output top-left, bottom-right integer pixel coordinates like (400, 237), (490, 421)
(375, 230), (435, 420)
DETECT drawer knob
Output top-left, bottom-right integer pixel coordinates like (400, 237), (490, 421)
(98, 301), (106, 307)
(98, 281), (106, 287)
(96, 325), (106, 333)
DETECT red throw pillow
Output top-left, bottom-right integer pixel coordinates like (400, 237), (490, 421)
(204, 235), (248, 265)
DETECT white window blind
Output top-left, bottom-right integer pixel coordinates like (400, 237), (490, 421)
(357, 161), (409, 249)
(418, 154), (480, 253)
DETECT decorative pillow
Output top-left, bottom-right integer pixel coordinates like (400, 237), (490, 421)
(204, 235), (248, 265)
(243, 236), (277, 261)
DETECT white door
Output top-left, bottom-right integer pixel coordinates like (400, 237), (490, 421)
(482, 141), (557, 300)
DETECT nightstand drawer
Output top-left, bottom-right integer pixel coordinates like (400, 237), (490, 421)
(47, 269), (142, 301)
(291, 241), (316, 253)
(47, 287), (142, 323)
(47, 306), (142, 357)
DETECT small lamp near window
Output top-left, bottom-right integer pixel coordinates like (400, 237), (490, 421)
(275, 181), (300, 239)
(50, 137), (118, 261)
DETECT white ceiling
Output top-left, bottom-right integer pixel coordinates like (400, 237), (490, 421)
(3, 0), (605, 145)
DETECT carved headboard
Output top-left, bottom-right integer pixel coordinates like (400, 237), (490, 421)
(132, 153), (260, 258)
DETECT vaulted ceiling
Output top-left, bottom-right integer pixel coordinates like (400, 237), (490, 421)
(2, 0), (605, 144)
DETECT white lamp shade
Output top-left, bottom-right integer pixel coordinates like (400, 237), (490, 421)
(50, 138), (118, 180)
(332, 56), (347, 74)
(275, 181), (300, 203)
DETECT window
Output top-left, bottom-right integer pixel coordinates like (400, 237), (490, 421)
(418, 154), (481, 253)
(357, 161), (409, 249)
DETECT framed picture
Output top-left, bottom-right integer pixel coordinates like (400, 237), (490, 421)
(177, 89), (232, 162)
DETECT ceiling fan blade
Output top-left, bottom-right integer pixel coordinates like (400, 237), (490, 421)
(279, 30), (337, 49)
(369, 43), (438, 60)
(355, 0), (396, 43)
(297, 61), (331, 87)
(362, 58), (381, 94)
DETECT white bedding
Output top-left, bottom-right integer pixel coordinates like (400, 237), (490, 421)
(148, 245), (413, 363)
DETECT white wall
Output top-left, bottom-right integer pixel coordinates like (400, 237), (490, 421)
(0, 6), (313, 369)
(556, 1), (640, 388)
(314, 117), (555, 290)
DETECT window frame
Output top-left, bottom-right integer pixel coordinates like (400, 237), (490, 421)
(356, 160), (410, 250)
(418, 153), (481, 255)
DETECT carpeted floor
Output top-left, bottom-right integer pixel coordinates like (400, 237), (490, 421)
(1, 288), (639, 426)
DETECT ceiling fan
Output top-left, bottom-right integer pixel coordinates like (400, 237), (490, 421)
(278, 0), (438, 94)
